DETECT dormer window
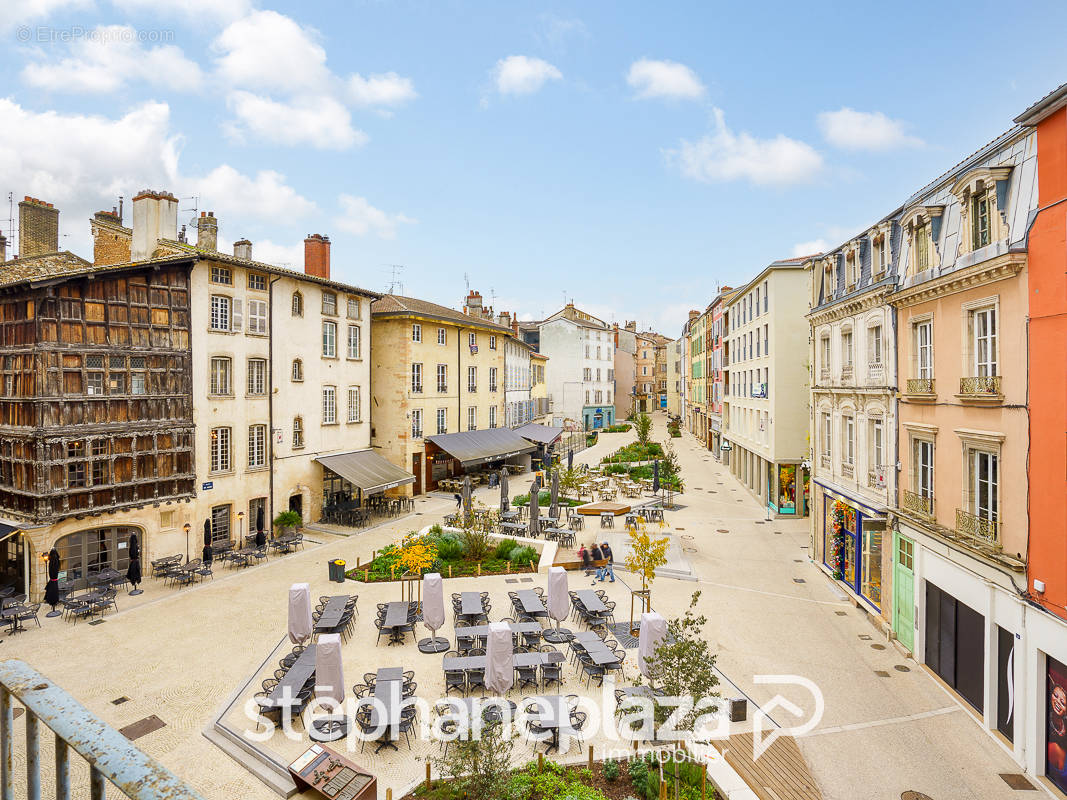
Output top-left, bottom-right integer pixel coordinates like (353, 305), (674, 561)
(951, 166), (1012, 256)
(845, 252), (858, 289)
(873, 234), (887, 277)
(914, 220), (930, 272)
(972, 187), (992, 249)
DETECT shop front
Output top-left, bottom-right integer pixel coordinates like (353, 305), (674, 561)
(772, 463), (809, 517)
(816, 483), (884, 611)
(582, 405), (615, 431)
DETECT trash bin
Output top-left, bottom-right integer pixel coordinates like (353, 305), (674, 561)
(729, 697), (747, 722)
(328, 559), (346, 583)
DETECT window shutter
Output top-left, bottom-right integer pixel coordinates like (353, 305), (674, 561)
(232, 299), (243, 332)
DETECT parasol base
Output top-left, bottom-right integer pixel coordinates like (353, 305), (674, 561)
(309, 716), (348, 742)
(45, 610), (63, 618)
(129, 589), (144, 596)
(418, 636), (450, 654)
(543, 628), (573, 644)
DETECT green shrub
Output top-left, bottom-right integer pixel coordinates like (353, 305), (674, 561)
(509, 545), (537, 566)
(436, 537), (465, 560)
(428, 523), (443, 535)
(493, 538), (518, 560)
(579, 767), (592, 783)
(602, 759), (619, 781)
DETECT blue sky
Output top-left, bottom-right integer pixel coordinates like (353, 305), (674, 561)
(3, 0), (1066, 334)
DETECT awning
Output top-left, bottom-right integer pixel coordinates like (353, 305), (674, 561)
(515, 423), (564, 446)
(426, 428), (536, 468)
(315, 450), (415, 496)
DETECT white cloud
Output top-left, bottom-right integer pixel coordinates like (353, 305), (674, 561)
(213, 10), (330, 93)
(536, 14), (588, 50)
(3, 0), (91, 30)
(224, 91), (367, 150)
(21, 24), (204, 93)
(791, 239), (829, 257)
(492, 55), (562, 95)
(626, 59), (705, 101)
(335, 194), (414, 239)
(112, 0), (253, 25)
(185, 165), (316, 221)
(669, 108), (823, 186)
(817, 108), (923, 151)
(348, 72), (416, 109)
(236, 238), (305, 268)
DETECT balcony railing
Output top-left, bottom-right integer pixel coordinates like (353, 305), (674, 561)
(489, 385), (498, 393)
(0, 659), (204, 800)
(841, 364), (854, 381)
(956, 508), (1000, 546)
(868, 466), (886, 489)
(868, 361), (884, 381)
(840, 462), (854, 479)
(960, 375), (1001, 396)
(906, 378), (935, 395)
(819, 453), (831, 469)
(819, 368), (830, 383)
(903, 489), (935, 518)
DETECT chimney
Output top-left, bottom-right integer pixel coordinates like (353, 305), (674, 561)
(688, 310), (700, 322)
(0, 231), (6, 262)
(512, 317), (520, 337)
(624, 320), (636, 332)
(196, 211), (218, 252)
(90, 210), (132, 266)
(304, 234), (331, 279)
(18, 196), (60, 257)
(131, 189), (178, 261)
(497, 311), (511, 328)
(233, 238), (252, 260)
(465, 290), (483, 316)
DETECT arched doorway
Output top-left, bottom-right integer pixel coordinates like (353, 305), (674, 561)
(0, 527), (28, 594)
(288, 493), (303, 521)
(54, 526), (142, 590)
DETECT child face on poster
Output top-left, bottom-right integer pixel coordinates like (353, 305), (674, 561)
(1050, 683), (1067, 774)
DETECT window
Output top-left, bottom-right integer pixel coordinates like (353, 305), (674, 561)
(841, 330), (853, 367)
(842, 416), (854, 465)
(583, 367), (591, 381)
(915, 321), (933, 378)
(468, 333), (477, 348)
(436, 408), (447, 435)
(210, 295), (231, 331)
(914, 220), (930, 272)
(467, 366), (477, 392)
(248, 272), (267, 291)
(210, 427), (231, 472)
(248, 424), (266, 468)
(971, 450), (998, 522)
(130, 373), (146, 395)
(412, 324), (422, 343)
(346, 297), (361, 319)
(291, 292), (303, 317)
(897, 536), (913, 570)
(210, 266), (232, 285)
(874, 237), (887, 276)
(489, 367), (498, 391)
(291, 358), (303, 382)
(489, 335), (496, 350)
(820, 336), (831, 373)
(972, 307), (997, 377)
(347, 386), (361, 422)
(210, 357), (232, 395)
(489, 405), (497, 428)
(437, 327), (446, 345)
(821, 412), (831, 458)
(108, 373), (124, 394)
(972, 189), (992, 249)
(467, 406), (476, 431)
(247, 299), (268, 335)
(436, 364), (447, 393)
(292, 417), (304, 448)
(67, 441), (85, 488)
(915, 439), (935, 499)
(347, 325), (361, 359)
(322, 321), (337, 357)
(411, 409), (423, 439)
(247, 358), (266, 395)
(869, 325), (883, 365)
(870, 419), (884, 469)
(322, 386), (336, 424)
(763, 281), (768, 312)
(411, 363), (423, 393)
(322, 291), (337, 315)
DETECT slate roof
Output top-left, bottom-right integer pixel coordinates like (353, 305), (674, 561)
(0, 251), (101, 289)
(372, 294), (514, 332)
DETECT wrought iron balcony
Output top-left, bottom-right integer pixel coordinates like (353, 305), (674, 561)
(960, 375), (1001, 396)
(906, 378), (935, 395)
(868, 466), (887, 489)
(840, 462), (854, 479)
(868, 361), (884, 381)
(956, 508), (1000, 546)
(841, 364), (854, 381)
(903, 489), (935, 518)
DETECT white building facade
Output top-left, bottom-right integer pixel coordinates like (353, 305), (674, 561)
(538, 304), (616, 430)
(504, 336), (533, 427)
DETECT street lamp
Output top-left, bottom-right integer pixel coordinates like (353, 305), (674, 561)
(237, 511), (245, 546)
(183, 523), (191, 562)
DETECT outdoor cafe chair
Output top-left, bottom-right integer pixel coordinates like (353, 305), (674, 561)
(578, 652), (606, 688)
(444, 667), (466, 696)
(351, 683), (371, 698)
(15, 603), (41, 629)
(63, 597), (94, 624)
(373, 618), (391, 646)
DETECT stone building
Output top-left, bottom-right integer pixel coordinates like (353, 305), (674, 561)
(538, 303), (615, 430)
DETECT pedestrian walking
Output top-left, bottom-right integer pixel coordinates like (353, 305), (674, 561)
(599, 541), (615, 582)
(591, 542), (604, 584)
(454, 493), (462, 508)
(579, 544), (592, 576)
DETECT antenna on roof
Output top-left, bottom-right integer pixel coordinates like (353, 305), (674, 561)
(179, 196), (199, 231)
(464, 272), (470, 295)
(385, 264), (405, 295)
(4, 192), (13, 257)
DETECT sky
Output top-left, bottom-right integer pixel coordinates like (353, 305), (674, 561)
(2, 0), (1066, 336)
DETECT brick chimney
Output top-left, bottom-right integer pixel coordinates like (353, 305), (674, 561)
(18, 196), (60, 257)
(90, 209), (131, 266)
(465, 290), (483, 316)
(497, 311), (511, 328)
(131, 189), (178, 261)
(512, 317), (520, 337)
(688, 310), (700, 322)
(233, 238), (252, 260)
(196, 211), (218, 252)
(304, 234), (330, 279)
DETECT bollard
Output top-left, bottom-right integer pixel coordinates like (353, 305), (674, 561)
(477, 563), (481, 576)
(426, 760), (431, 789)
(506, 561), (510, 574)
(588, 745), (593, 771)
(659, 778), (667, 800)
(449, 564), (453, 578)
(701, 763), (707, 800)
(538, 752), (543, 773)
(386, 790), (392, 800)
(364, 569), (369, 582)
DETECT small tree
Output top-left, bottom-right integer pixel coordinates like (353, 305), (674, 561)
(659, 440), (684, 492)
(396, 532), (437, 575)
(625, 523), (669, 630)
(635, 412), (653, 446)
(433, 719), (514, 798)
(643, 590), (720, 732)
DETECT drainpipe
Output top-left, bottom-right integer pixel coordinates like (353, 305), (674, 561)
(267, 276), (279, 534)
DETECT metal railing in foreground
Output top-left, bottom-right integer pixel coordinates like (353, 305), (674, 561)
(0, 659), (205, 800)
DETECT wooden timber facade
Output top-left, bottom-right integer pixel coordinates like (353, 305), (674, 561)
(0, 257), (196, 525)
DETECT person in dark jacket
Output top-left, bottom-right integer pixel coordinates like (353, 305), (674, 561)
(579, 544), (592, 576)
(590, 543), (604, 584)
(599, 541), (615, 582)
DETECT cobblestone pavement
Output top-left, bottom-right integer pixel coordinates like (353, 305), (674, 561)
(0, 416), (1034, 800)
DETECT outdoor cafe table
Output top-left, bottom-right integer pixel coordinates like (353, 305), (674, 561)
(381, 602), (411, 644)
(459, 592), (484, 619)
(368, 667), (404, 752)
(515, 590), (547, 616)
(525, 695), (574, 754)
(573, 631), (622, 667)
(455, 622), (542, 644)
(500, 522), (526, 536)
(267, 645), (316, 708)
(575, 590), (608, 614)
(501, 511), (519, 522)
(314, 596), (349, 633)
(443, 651), (564, 671)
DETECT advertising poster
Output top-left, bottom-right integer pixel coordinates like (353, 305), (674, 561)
(1049, 656), (1067, 793)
